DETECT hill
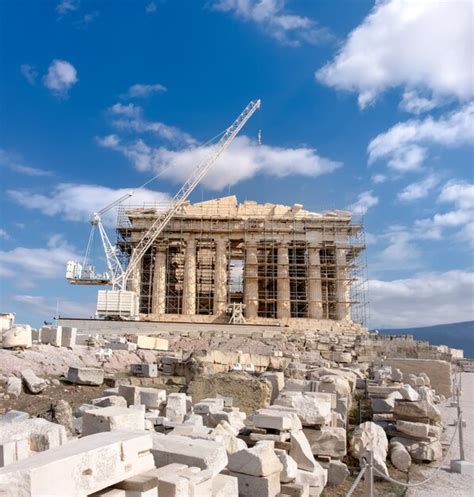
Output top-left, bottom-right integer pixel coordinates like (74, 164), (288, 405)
(377, 321), (474, 359)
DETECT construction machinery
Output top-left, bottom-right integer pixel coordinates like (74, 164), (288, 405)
(66, 99), (261, 319)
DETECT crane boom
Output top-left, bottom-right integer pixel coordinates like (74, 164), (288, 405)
(115, 98), (261, 290)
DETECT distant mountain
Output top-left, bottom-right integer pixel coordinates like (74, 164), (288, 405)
(376, 321), (474, 359)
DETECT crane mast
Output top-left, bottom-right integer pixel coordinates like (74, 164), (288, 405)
(67, 99), (261, 320)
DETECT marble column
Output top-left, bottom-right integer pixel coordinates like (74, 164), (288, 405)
(308, 246), (323, 319)
(182, 239), (196, 315)
(152, 244), (166, 315)
(213, 238), (228, 316)
(277, 243), (291, 319)
(244, 241), (259, 319)
(336, 248), (350, 320)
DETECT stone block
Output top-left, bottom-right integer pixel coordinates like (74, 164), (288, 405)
(326, 460), (349, 486)
(280, 482), (310, 497)
(289, 431), (318, 472)
(82, 406), (145, 436)
(253, 406), (302, 431)
(228, 442), (283, 477)
(274, 391), (332, 426)
(303, 427), (346, 458)
(294, 466), (327, 491)
(399, 384), (420, 401)
(21, 369), (47, 394)
(349, 422), (388, 477)
(260, 372), (285, 403)
(40, 326), (62, 346)
(151, 433), (228, 476)
(92, 396), (128, 408)
(61, 326), (77, 348)
(395, 420), (430, 439)
(67, 366), (104, 386)
(194, 398), (225, 414)
(394, 399), (441, 423)
(2, 325), (32, 349)
(212, 473), (239, 497)
(130, 363), (158, 378)
(139, 388), (167, 410)
(389, 441), (411, 471)
(131, 336), (169, 351)
(225, 470), (280, 497)
(275, 449), (297, 483)
(166, 393), (187, 423)
(0, 431), (154, 496)
(0, 418), (67, 467)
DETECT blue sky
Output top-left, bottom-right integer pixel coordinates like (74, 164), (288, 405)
(0, 0), (473, 328)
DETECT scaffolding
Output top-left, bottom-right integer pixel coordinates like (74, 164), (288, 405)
(116, 201), (368, 325)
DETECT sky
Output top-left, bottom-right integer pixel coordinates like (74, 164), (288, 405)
(0, 0), (473, 328)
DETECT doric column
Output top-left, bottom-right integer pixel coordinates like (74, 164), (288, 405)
(277, 243), (291, 319)
(308, 246), (323, 318)
(182, 239), (196, 315)
(244, 241), (258, 319)
(129, 248), (141, 295)
(336, 248), (350, 320)
(213, 238), (228, 316)
(152, 244), (166, 315)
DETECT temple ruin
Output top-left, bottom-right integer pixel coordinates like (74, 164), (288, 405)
(117, 196), (367, 325)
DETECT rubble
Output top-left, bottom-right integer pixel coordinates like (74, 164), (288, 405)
(21, 368), (47, 394)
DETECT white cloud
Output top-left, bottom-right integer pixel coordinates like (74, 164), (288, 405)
(7, 183), (171, 227)
(56, 0), (79, 16)
(0, 229), (10, 240)
(438, 181), (474, 211)
(107, 103), (195, 145)
(368, 103), (474, 171)
(316, 0), (473, 109)
(20, 64), (38, 85)
(0, 235), (79, 280)
(145, 2), (157, 14)
(397, 173), (440, 202)
(371, 174), (387, 184)
(347, 190), (378, 216)
(74, 11), (99, 29)
(211, 0), (331, 46)
(0, 148), (52, 176)
(369, 270), (474, 328)
(122, 83), (167, 99)
(399, 90), (445, 115)
(43, 59), (78, 97)
(13, 295), (95, 319)
(98, 134), (341, 190)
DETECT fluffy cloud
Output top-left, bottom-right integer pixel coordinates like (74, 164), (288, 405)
(0, 148), (52, 176)
(347, 190), (378, 216)
(0, 229), (9, 240)
(316, 0), (473, 109)
(13, 295), (95, 319)
(211, 0), (331, 46)
(397, 173), (440, 202)
(7, 183), (171, 227)
(369, 270), (474, 328)
(0, 235), (79, 280)
(122, 83), (167, 99)
(43, 59), (78, 97)
(399, 90), (444, 115)
(98, 134), (341, 190)
(368, 103), (474, 171)
(20, 64), (38, 85)
(107, 103), (195, 145)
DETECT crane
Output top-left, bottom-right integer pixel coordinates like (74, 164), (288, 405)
(66, 99), (261, 319)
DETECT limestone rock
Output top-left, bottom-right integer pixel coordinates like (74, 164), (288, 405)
(67, 367), (104, 386)
(21, 369), (47, 394)
(82, 406), (145, 436)
(275, 449), (298, 483)
(349, 421), (389, 477)
(400, 384), (420, 401)
(396, 420), (430, 439)
(2, 326), (32, 349)
(5, 377), (21, 398)
(212, 421), (247, 454)
(290, 430), (318, 472)
(303, 427), (347, 458)
(394, 400), (441, 423)
(92, 395), (128, 408)
(260, 371), (285, 403)
(391, 436), (442, 462)
(228, 441), (283, 477)
(371, 391), (402, 413)
(53, 400), (74, 434)
(274, 391), (332, 426)
(389, 440), (411, 471)
(166, 393), (187, 423)
(253, 406), (302, 431)
(326, 460), (349, 486)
